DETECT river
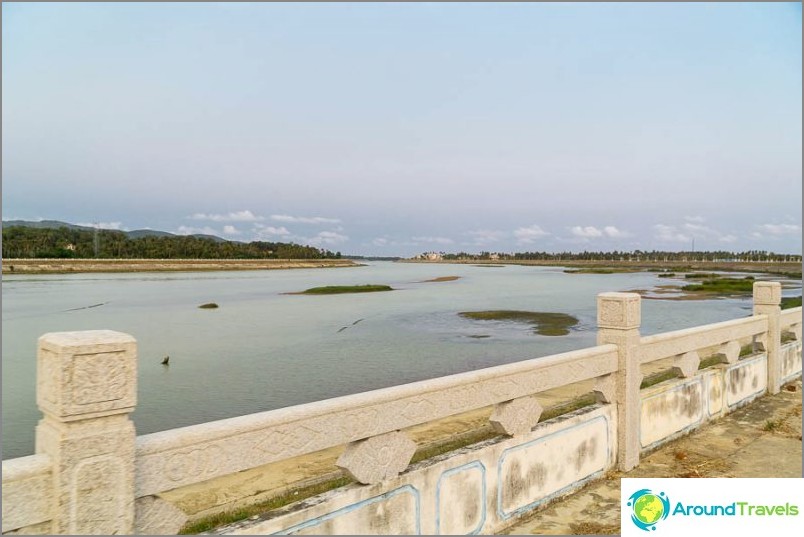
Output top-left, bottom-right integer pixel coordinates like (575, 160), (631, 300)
(2, 262), (796, 459)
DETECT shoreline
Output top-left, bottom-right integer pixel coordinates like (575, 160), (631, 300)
(400, 258), (802, 275)
(1, 258), (361, 275)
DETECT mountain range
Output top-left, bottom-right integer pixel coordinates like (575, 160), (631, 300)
(2, 220), (228, 243)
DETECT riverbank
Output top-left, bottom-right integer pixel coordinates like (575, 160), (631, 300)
(1, 258), (360, 274)
(401, 258), (802, 276)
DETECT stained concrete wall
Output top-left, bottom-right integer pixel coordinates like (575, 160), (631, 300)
(639, 351), (797, 452)
(781, 341), (803, 383)
(214, 405), (616, 535)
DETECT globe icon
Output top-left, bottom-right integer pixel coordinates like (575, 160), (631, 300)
(633, 493), (664, 525)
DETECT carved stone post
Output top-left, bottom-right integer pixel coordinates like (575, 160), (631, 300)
(35, 331), (137, 534)
(754, 282), (782, 394)
(597, 292), (641, 471)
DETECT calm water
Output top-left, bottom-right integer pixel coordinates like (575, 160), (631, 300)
(2, 262), (795, 459)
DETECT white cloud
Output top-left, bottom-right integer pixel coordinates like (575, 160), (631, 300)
(372, 237), (389, 246)
(681, 222), (741, 244)
(756, 224), (801, 236)
(684, 216), (706, 223)
(570, 226), (604, 238)
(603, 226), (630, 238)
(190, 210), (264, 222)
(411, 236), (454, 245)
(222, 225), (241, 236)
(254, 225), (291, 237)
(176, 225), (220, 236)
(270, 214), (341, 225)
(570, 225), (630, 239)
(306, 231), (349, 246)
(514, 225), (550, 244)
(76, 221), (126, 231)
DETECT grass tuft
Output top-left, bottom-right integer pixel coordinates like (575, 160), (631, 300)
(459, 310), (579, 336)
(297, 285), (393, 295)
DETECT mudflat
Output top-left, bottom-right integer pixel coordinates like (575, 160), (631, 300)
(2, 258), (359, 274)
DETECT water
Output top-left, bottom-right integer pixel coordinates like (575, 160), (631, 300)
(2, 262), (794, 459)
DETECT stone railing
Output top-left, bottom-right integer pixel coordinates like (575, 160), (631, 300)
(2, 282), (801, 535)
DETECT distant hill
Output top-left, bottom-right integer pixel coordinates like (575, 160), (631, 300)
(126, 229), (176, 239)
(2, 220), (227, 243)
(3, 219), (95, 232)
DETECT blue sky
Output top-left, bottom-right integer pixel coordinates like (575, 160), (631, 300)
(2, 2), (801, 255)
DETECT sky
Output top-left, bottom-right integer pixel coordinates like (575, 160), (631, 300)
(2, 2), (801, 256)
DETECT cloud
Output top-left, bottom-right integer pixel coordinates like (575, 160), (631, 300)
(570, 225), (630, 239)
(682, 222), (741, 244)
(570, 226), (604, 238)
(514, 225), (550, 244)
(306, 231), (349, 246)
(467, 229), (506, 246)
(270, 214), (341, 225)
(756, 224), (801, 236)
(254, 225), (291, 237)
(603, 226), (630, 238)
(372, 237), (389, 246)
(189, 210), (264, 222)
(222, 225), (241, 236)
(76, 221), (127, 231)
(176, 225), (220, 236)
(411, 236), (454, 245)
(684, 216), (706, 223)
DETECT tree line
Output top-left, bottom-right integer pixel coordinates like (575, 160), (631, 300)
(2, 226), (341, 259)
(432, 249), (801, 263)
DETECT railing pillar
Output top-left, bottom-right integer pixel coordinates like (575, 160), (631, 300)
(597, 292), (642, 471)
(35, 331), (137, 534)
(753, 282), (782, 394)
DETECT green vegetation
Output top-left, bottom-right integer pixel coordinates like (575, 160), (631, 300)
(681, 277), (755, 295)
(564, 268), (639, 274)
(297, 285), (393, 295)
(763, 419), (782, 432)
(782, 296), (802, 309)
(178, 476), (354, 534)
(198, 303), (219, 309)
(459, 310), (579, 336)
(640, 370), (679, 389)
(435, 249), (801, 264)
(657, 273), (676, 278)
(2, 225), (340, 259)
(684, 273), (721, 279)
(421, 276), (461, 282)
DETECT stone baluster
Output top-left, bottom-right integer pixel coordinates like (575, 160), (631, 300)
(597, 292), (642, 471)
(753, 282), (782, 394)
(35, 331), (137, 534)
(336, 431), (416, 485)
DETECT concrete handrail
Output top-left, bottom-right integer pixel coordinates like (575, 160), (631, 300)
(639, 315), (768, 364)
(781, 306), (803, 329)
(1, 454), (53, 532)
